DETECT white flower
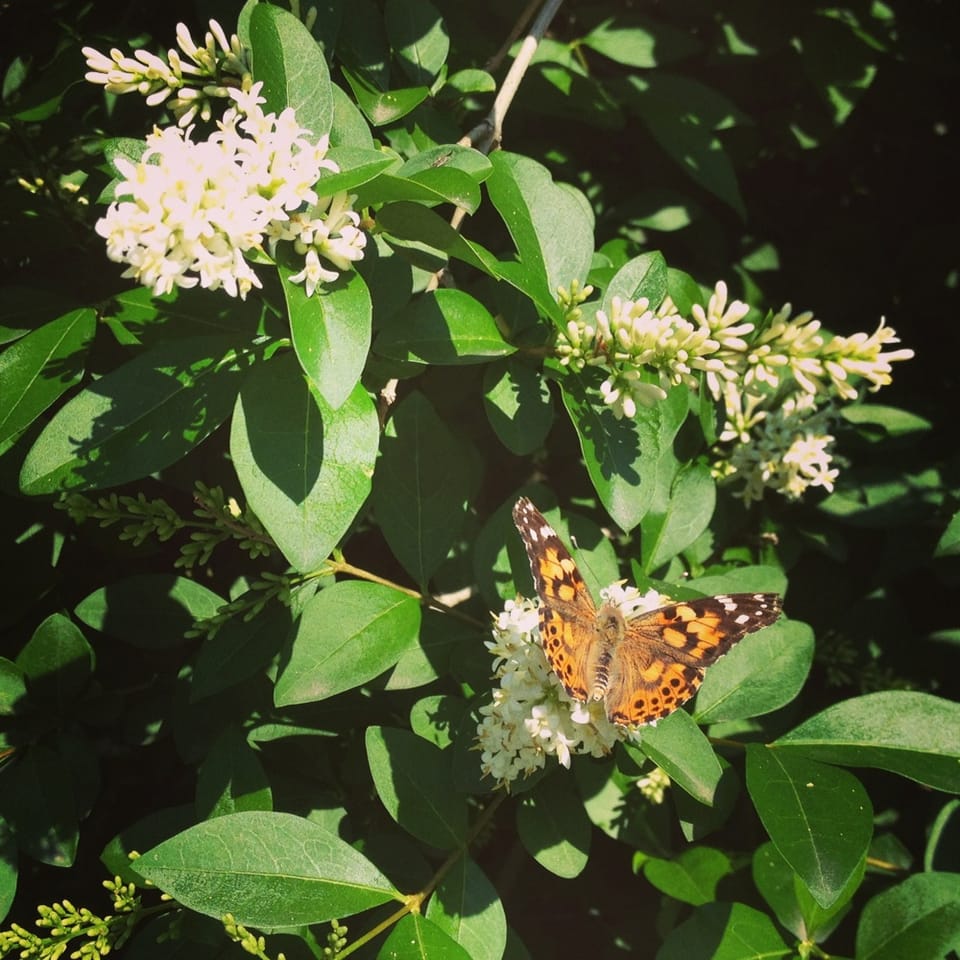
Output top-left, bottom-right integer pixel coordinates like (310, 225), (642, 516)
(84, 20), (251, 126)
(477, 587), (668, 787)
(94, 82), (361, 300)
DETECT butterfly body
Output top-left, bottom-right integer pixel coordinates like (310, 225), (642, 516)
(512, 496), (782, 727)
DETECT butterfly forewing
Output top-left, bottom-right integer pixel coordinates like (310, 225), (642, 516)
(512, 497), (597, 701)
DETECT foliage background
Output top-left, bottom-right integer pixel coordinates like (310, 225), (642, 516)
(1, 0), (958, 958)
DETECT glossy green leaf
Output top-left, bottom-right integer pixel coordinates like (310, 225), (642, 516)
(752, 841), (856, 944)
(376, 201), (501, 278)
(285, 266), (371, 409)
(15, 613), (93, 705)
(19, 335), (247, 494)
(0, 658), (27, 717)
(0, 818), (16, 919)
(356, 168), (482, 214)
(341, 66), (430, 125)
(694, 619), (813, 724)
(641, 462), (716, 572)
(625, 73), (746, 217)
(486, 152), (594, 314)
(642, 846), (733, 906)
(935, 508), (960, 558)
(0, 308), (95, 444)
(425, 858), (507, 960)
(230, 353), (379, 572)
(581, 16), (700, 68)
(515, 776), (591, 878)
(191, 604), (293, 701)
(746, 744), (872, 908)
(378, 912), (471, 960)
(925, 799), (960, 872)
(385, 0), (448, 85)
(74, 574), (223, 650)
(631, 709), (722, 805)
(376, 289), (514, 364)
(560, 378), (689, 532)
(195, 727), (272, 819)
(249, 3), (332, 138)
(371, 391), (480, 586)
(135, 811), (400, 926)
(276, 581), (421, 705)
(0, 746), (78, 867)
(855, 872), (960, 960)
(674, 756), (741, 843)
(409, 694), (466, 749)
(773, 691), (960, 793)
(365, 726), (468, 849)
(482, 357), (553, 455)
(317, 147), (395, 197)
(602, 251), (669, 311)
(657, 901), (790, 959)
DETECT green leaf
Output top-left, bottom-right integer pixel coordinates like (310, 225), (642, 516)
(841, 403), (931, 438)
(195, 726), (273, 819)
(0, 658), (27, 717)
(773, 691), (960, 793)
(925, 798), (960, 872)
(341, 66), (430, 125)
(425, 858), (507, 960)
(191, 604), (293, 701)
(0, 308), (95, 444)
(371, 391), (480, 586)
(15, 613), (93, 706)
(378, 912), (472, 960)
(694, 619), (813, 724)
(745, 744), (872, 908)
(135, 811), (400, 926)
(0, 818), (16, 919)
(355, 168), (482, 214)
(624, 73), (746, 217)
(657, 901), (790, 959)
(285, 266), (371, 409)
(642, 846), (733, 906)
(317, 147), (395, 197)
(935, 508), (960, 558)
(0, 745), (78, 867)
(366, 726), (468, 849)
(249, 3), (333, 138)
(855, 872), (960, 960)
(515, 776), (591, 878)
(19, 335), (248, 494)
(486, 152), (594, 312)
(631, 709), (722, 805)
(275, 582), (421, 705)
(230, 353), (379, 573)
(74, 574), (223, 650)
(581, 16), (701, 68)
(640, 462), (716, 572)
(560, 378), (688, 532)
(752, 841), (856, 944)
(385, 0), (449, 85)
(482, 357), (553, 455)
(376, 201), (501, 278)
(602, 251), (669, 310)
(674, 756), (741, 843)
(376, 289), (514, 364)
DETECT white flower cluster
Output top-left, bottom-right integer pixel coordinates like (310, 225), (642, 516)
(94, 82), (365, 300)
(83, 20), (250, 127)
(477, 585), (667, 787)
(556, 281), (913, 502)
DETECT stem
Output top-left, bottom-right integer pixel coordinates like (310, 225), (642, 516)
(321, 559), (487, 628)
(337, 793), (507, 957)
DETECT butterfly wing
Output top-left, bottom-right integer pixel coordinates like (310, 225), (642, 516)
(605, 593), (782, 726)
(512, 497), (598, 703)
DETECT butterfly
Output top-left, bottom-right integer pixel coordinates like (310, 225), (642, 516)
(512, 496), (782, 726)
